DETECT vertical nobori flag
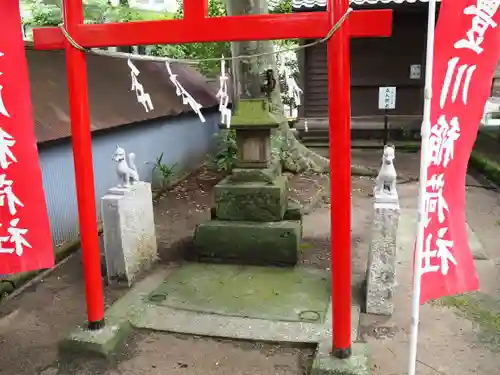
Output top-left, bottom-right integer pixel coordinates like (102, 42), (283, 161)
(0, 1), (54, 274)
(416, 0), (500, 304)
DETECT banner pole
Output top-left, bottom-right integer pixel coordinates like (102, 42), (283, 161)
(408, 0), (437, 374)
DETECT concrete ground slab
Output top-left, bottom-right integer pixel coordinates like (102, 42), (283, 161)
(61, 264), (362, 361)
(147, 263), (330, 323)
(396, 210), (488, 262)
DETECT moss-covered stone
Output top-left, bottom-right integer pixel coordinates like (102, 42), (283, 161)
(230, 168), (276, 184)
(215, 175), (288, 222)
(193, 220), (302, 266)
(284, 201), (303, 238)
(228, 98), (285, 127)
(284, 201), (303, 221)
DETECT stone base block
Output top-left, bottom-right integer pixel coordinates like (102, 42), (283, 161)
(101, 181), (158, 287)
(193, 220), (302, 266)
(59, 320), (132, 357)
(284, 201), (303, 224)
(312, 343), (371, 375)
(214, 175), (288, 222)
(366, 205), (400, 316)
(211, 200), (302, 223)
(229, 168), (276, 184)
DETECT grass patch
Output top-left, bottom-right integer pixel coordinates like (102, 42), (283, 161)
(439, 294), (500, 331)
(469, 151), (500, 187)
(300, 242), (313, 250)
(437, 293), (500, 351)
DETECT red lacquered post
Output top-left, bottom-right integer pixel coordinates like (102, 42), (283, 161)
(183, 0), (208, 21)
(327, 0), (352, 358)
(62, 0), (105, 329)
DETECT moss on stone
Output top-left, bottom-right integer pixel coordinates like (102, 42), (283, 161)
(230, 99), (285, 127)
(284, 201), (302, 221)
(214, 176), (288, 222)
(229, 168), (276, 184)
(193, 220), (302, 266)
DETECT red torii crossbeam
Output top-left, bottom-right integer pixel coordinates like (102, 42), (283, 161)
(33, 0), (392, 358)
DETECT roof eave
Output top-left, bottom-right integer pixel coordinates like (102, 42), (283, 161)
(292, 5), (326, 12)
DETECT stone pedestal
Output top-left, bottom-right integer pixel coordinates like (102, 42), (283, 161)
(215, 175), (288, 222)
(101, 182), (158, 286)
(365, 193), (400, 316)
(194, 220), (302, 265)
(195, 170), (302, 265)
(193, 98), (303, 266)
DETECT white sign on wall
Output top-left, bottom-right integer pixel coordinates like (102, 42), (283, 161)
(378, 86), (396, 110)
(410, 64), (422, 79)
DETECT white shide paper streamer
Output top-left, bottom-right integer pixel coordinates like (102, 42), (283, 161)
(127, 59), (154, 113)
(216, 55), (231, 128)
(165, 61), (205, 123)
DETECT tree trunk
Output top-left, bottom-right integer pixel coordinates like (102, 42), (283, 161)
(117, 0), (133, 54)
(224, 0), (374, 176)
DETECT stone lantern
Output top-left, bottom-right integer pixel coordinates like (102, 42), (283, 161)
(223, 98), (284, 169)
(193, 71), (302, 267)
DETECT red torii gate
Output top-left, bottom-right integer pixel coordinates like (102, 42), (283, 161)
(33, 0), (392, 358)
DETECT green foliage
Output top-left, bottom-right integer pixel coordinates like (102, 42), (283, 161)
(23, 1), (61, 26)
(270, 0), (293, 14)
(23, 0), (173, 27)
(148, 152), (177, 188)
(24, 0), (298, 105)
(24, 0), (114, 26)
(149, 0), (231, 76)
(212, 129), (238, 172)
(24, 0), (230, 77)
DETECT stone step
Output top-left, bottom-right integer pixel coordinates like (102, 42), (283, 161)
(62, 264), (363, 360)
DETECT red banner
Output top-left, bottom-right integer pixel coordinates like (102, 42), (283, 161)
(418, 0), (500, 304)
(0, 1), (54, 274)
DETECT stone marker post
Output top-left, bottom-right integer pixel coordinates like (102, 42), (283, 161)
(366, 145), (400, 316)
(101, 146), (158, 286)
(193, 98), (303, 266)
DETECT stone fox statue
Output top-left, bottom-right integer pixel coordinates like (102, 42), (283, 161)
(113, 145), (139, 187)
(374, 144), (397, 196)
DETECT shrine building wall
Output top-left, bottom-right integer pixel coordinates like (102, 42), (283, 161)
(36, 112), (220, 246)
(25, 43), (223, 248)
(296, 2), (430, 133)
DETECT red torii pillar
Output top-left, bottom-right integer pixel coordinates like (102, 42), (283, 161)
(33, 0), (392, 357)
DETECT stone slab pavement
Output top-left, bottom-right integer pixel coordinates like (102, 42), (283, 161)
(349, 149), (500, 375)
(62, 262), (360, 351)
(2, 148), (500, 375)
